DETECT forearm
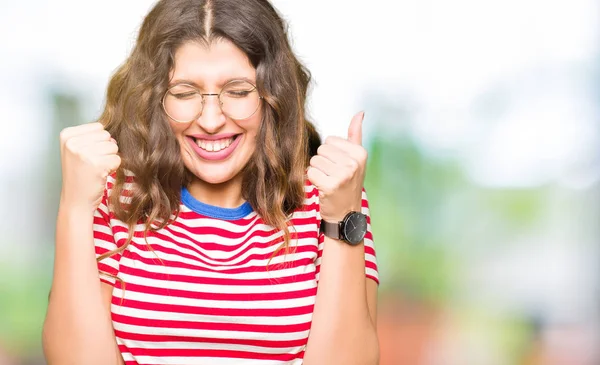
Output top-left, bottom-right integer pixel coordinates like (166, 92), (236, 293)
(43, 202), (119, 365)
(303, 237), (379, 365)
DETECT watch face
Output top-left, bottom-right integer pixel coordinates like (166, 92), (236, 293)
(342, 212), (368, 245)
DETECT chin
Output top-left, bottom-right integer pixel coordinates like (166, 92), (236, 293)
(193, 171), (238, 185)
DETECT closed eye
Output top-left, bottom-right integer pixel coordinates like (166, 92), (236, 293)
(173, 92), (199, 99)
(225, 90), (253, 98)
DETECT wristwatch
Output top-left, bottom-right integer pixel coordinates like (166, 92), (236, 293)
(320, 211), (368, 245)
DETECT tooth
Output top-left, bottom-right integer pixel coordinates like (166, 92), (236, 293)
(195, 137), (236, 152)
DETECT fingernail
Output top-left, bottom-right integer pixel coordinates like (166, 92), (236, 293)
(360, 111), (366, 122)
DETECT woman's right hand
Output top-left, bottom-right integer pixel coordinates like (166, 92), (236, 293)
(59, 122), (121, 212)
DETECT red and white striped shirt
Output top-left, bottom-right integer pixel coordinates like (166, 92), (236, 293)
(94, 173), (378, 365)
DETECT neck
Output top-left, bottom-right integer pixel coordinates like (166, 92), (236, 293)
(185, 174), (245, 209)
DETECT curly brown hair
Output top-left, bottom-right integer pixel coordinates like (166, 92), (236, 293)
(97, 0), (321, 265)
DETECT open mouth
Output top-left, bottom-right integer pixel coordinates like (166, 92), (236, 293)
(191, 134), (241, 153)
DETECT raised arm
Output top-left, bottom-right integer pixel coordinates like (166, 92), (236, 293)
(304, 112), (379, 365)
(42, 123), (123, 365)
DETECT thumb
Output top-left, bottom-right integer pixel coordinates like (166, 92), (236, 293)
(347, 111), (364, 145)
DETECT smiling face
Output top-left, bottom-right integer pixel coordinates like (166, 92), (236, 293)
(167, 39), (262, 195)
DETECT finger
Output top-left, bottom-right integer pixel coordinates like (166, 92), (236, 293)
(64, 131), (112, 154)
(316, 143), (349, 164)
(87, 130), (112, 142)
(323, 136), (356, 152)
(310, 155), (339, 177)
(60, 122), (104, 140)
(307, 166), (332, 191)
(103, 154), (122, 175)
(94, 140), (119, 155)
(347, 111), (364, 145)
(322, 137), (367, 165)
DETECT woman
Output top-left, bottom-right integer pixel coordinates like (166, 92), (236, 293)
(42, 0), (379, 364)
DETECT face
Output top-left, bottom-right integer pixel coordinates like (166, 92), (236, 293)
(167, 39), (262, 187)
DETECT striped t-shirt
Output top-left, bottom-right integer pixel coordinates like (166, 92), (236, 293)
(94, 173), (378, 365)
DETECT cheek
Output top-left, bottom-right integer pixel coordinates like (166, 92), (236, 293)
(168, 121), (186, 135)
(242, 112), (263, 137)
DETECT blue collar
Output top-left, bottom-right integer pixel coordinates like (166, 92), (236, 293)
(180, 187), (253, 220)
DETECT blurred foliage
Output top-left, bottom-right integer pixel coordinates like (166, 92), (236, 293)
(0, 265), (51, 360)
(0, 89), (81, 363)
(365, 129), (461, 302)
(364, 118), (548, 304)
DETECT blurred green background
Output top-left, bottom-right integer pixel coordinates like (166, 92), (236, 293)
(1, 0), (599, 364)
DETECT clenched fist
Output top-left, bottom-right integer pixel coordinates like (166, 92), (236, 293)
(59, 122), (121, 212)
(307, 111), (367, 222)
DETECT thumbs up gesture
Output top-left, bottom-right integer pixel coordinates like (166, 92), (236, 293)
(307, 111), (367, 222)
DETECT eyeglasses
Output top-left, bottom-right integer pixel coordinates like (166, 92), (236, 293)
(162, 79), (263, 123)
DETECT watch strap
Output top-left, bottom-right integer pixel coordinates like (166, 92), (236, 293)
(320, 219), (342, 240)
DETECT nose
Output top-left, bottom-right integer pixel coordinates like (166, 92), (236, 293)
(195, 94), (226, 133)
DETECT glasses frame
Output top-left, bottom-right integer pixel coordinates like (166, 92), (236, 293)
(161, 79), (263, 123)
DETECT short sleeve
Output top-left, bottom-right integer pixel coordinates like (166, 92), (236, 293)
(93, 177), (123, 286)
(315, 188), (379, 285)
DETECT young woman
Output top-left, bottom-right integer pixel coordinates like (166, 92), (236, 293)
(42, 0), (379, 364)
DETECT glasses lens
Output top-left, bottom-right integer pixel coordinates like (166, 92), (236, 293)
(163, 84), (203, 123)
(220, 80), (261, 120)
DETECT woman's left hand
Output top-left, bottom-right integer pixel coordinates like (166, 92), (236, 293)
(307, 111), (367, 223)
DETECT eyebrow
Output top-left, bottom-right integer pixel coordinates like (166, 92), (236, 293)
(168, 76), (257, 88)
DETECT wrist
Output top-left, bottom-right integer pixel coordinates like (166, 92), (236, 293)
(320, 211), (367, 246)
(58, 196), (97, 217)
(321, 202), (362, 223)
(321, 207), (362, 223)
(55, 201), (96, 243)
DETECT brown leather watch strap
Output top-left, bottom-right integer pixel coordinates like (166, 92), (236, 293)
(320, 219), (342, 240)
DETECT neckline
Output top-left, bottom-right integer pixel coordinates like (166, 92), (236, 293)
(180, 186), (253, 220)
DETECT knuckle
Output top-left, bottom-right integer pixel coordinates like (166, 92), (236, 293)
(64, 137), (77, 152)
(358, 147), (368, 161)
(59, 128), (70, 142)
(340, 173), (352, 184)
(347, 158), (359, 170)
(111, 155), (122, 169)
(317, 144), (327, 156)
